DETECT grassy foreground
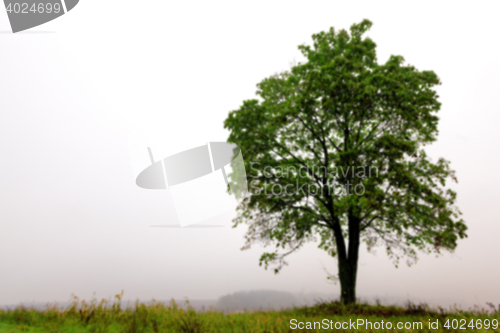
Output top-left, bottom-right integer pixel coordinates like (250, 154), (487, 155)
(0, 294), (499, 332)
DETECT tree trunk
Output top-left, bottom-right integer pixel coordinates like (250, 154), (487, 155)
(336, 213), (361, 305)
(338, 257), (358, 304)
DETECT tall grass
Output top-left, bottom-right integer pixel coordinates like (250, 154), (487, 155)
(0, 292), (498, 332)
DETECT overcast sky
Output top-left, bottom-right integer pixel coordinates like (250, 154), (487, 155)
(0, 1), (499, 309)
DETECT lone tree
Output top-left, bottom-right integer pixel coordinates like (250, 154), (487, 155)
(224, 20), (467, 304)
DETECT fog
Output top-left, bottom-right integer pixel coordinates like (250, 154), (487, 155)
(0, 1), (499, 309)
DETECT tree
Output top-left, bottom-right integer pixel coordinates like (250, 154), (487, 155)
(223, 20), (467, 305)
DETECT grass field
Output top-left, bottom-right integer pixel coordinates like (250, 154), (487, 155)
(0, 294), (498, 332)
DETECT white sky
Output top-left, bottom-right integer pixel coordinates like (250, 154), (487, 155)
(0, 1), (499, 309)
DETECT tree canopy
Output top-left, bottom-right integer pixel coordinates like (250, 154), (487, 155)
(224, 19), (467, 304)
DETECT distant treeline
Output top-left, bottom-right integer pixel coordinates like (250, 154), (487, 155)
(215, 290), (335, 313)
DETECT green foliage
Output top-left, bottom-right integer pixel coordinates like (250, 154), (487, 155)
(223, 19), (467, 303)
(177, 309), (205, 333)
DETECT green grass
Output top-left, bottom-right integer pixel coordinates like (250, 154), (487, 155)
(0, 293), (498, 332)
